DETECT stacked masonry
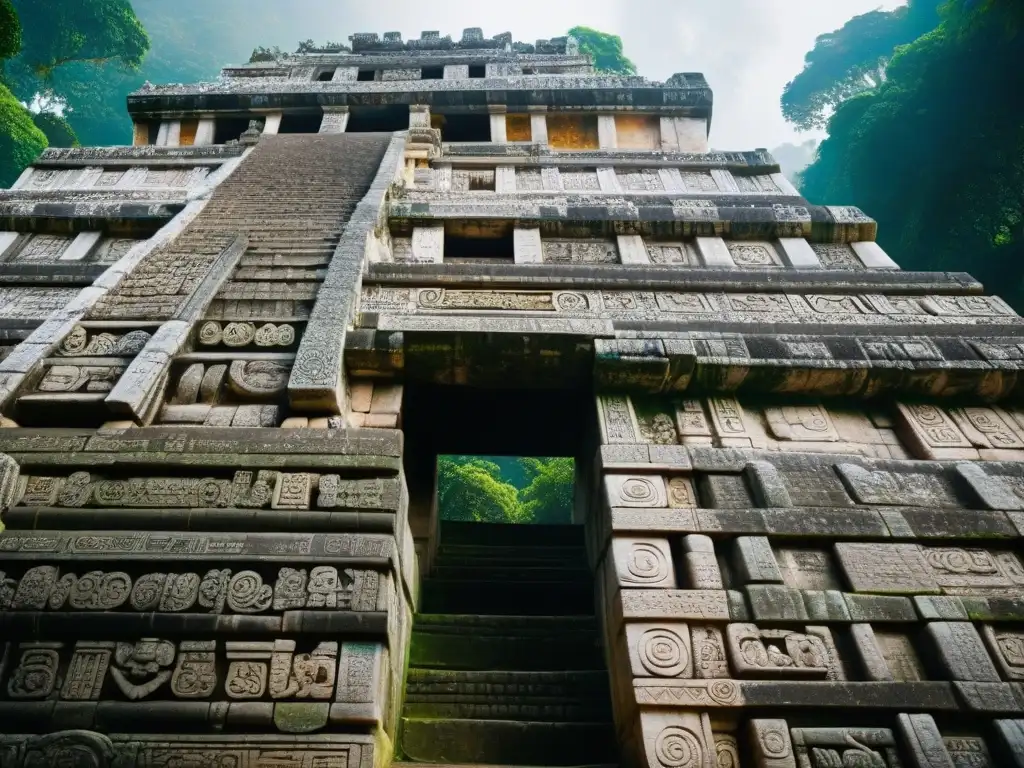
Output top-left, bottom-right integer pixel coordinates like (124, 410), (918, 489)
(0, 22), (1022, 768)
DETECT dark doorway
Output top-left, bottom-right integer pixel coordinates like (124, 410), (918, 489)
(356, 69), (376, 81)
(346, 105), (409, 133)
(421, 66), (444, 80)
(316, 69), (335, 82)
(398, 382), (615, 766)
(469, 65), (486, 78)
(437, 113), (491, 142)
(278, 112), (324, 134)
(443, 229), (514, 263)
(213, 117), (254, 144)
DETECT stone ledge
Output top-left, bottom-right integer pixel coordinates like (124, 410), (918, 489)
(364, 263), (980, 293)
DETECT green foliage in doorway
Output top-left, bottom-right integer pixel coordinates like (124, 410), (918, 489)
(437, 456), (575, 525)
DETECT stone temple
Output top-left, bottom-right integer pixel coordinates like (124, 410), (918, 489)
(1, 24), (1024, 768)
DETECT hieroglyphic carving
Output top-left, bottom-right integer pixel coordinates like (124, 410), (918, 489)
(269, 640), (337, 699)
(199, 321), (295, 348)
(7, 643), (61, 699)
(61, 642), (114, 701)
(225, 641), (272, 699)
(791, 727), (901, 768)
(272, 473), (314, 510)
(542, 239), (618, 264)
(834, 543), (940, 594)
(647, 242), (699, 265)
(764, 405), (839, 442)
(273, 567), (308, 610)
(895, 403), (975, 458)
(690, 626), (729, 679)
(982, 626), (1024, 680)
(812, 243), (863, 269)
(726, 624), (844, 680)
(171, 641), (217, 698)
(667, 477), (697, 508)
(227, 360), (290, 397)
(38, 365), (124, 393)
(727, 241), (781, 267)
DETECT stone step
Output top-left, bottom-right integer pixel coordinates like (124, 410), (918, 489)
(439, 521), (585, 547)
(431, 565), (591, 583)
(399, 719), (618, 766)
(420, 580), (595, 616)
(411, 615), (604, 671)
(402, 702), (608, 722)
(436, 544), (587, 561)
(405, 670), (610, 717)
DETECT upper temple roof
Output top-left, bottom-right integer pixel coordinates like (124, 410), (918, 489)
(345, 29), (578, 56)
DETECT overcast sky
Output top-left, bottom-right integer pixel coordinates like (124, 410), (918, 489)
(269, 0), (906, 150)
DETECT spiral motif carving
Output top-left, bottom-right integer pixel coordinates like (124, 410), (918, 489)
(708, 680), (738, 704)
(198, 321), (223, 346)
(619, 477), (658, 505)
(655, 726), (703, 768)
(222, 322), (255, 348)
(639, 628), (688, 677)
(625, 542), (670, 585)
(758, 728), (789, 758)
(130, 573), (167, 611)
(226, 570), (273, 614)
(418, 288), (443, 307)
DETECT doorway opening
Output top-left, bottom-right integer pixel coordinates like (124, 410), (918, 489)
(398, 383), (616, 766)
(346, 105), (410, 133)
(278, 112), (324, 134)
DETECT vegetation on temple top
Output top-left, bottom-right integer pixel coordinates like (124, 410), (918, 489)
(437, 456), (574, 525)
(790, 0), (1024, 308)
(568, 26), (637, 75)
(0, 83), (46, 187)
(0, 0), (21, 61)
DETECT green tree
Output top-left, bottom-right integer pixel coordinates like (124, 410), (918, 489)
(0, 82), (46, 187)
(7, 0), (148, 80)
(32, 111), (78, 147)
(796, 0), (1024, 307)
(781, 0), (941, 130)
(519, 458), (574, 524)
(437, 456), (529, 524)
(569, 26), (637, 75)
(0, 0), (21, 60)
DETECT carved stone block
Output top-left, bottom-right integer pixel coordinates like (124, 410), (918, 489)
(7, 642), (61, 699)
(626, 623), (693, 678)
(898, 714), (956, 768)
(225, 641), (274, 699)
(982, 625), (1024, 680)
(61, 641), (113, 701)
(605, 475), (668, 508)
(681, 534), (722, 589)
(171, 641), (217, 699)
(895, 403), (978, 460)
(690, 626), (729, 679)
(750, 719), (797, 768)
(110, 638), (175, 700)
(926, 622), (1001, 682)
(791, 727), (901, 767)
(333, 642), (388, 725)
(834, 542), (941, 595)
(639, 711), (716, 768)
(272, 473), (314, 510)
(667, 477), (698, 508)
(734, 537), (784, 584)
(726, 624), (843, 680)
(612, 538), (676, 588)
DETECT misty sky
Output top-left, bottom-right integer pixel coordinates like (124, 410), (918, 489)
(255, 0), (906, 150)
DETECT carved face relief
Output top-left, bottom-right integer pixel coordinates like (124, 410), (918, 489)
(110, 638), (175, 700)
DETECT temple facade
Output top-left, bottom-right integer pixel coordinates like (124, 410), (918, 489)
(0, 25), (1023, 768)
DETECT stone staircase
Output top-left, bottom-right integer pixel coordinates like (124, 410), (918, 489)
(399, 521), (618, 767)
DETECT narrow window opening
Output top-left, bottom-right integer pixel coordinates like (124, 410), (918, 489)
(421, 66), (444, 80)
(316, 69), (335, 82)
(437, 456), (575, 525)
(438, 113), (491, 142)
(178, 119), (199, 147)
(213, 117), (255, 144)
(356, 69), (376, 81)
(468, 65), (486, 78)
(346, 105), (410, 133)
(278, 112), (324, 133)
(137, 119), (160, 146)
(443, 230), (514, 263)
